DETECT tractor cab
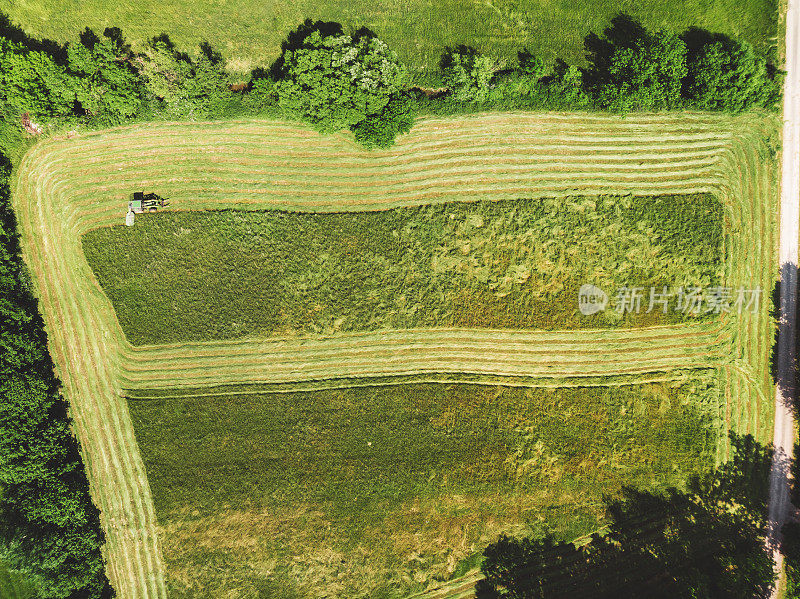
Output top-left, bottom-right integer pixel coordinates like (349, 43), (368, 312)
(129, 191), (170, 214)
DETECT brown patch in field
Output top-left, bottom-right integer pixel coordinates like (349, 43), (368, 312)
(157, 490), (602, 598)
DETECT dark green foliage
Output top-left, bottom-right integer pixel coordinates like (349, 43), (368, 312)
(243, 72), (280, 115)
(440, 45), (496, 102)
(682, 28), (782, 112)
(0, 12), (782, 145)
(138, 34), (232, 118)
(427, 13), (779, 116)
(0, 559), (34, 599)
(478, 434), (775, 599)
(66, 28), (143, 122)
(481, 58), (590, 110)
(271, 19), (408, 141)
(0, 155), (113, 598)
(350, 91), (416, 148)
(584, 14), (688, 111)
(0, 38), (76, 120)
(517, 49), (547, 79)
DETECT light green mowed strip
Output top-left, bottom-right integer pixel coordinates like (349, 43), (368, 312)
(116, 324), (730, 391)
(12, 112), (779, 598)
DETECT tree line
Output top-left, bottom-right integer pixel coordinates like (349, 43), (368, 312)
(0, 13), (783, 153)
(0, 152), (113, 597)
(438, 14), (781, 114)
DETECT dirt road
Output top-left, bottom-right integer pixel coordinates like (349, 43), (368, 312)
(769, 0), (800, 594)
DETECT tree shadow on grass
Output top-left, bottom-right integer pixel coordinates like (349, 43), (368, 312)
(477, 433), (778, 599)
(0, 12), (65, 61)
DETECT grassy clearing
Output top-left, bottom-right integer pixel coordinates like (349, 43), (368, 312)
(3, 0), (777, 82)
(83, 194), (722, 345)
(128, 379), (719, 598)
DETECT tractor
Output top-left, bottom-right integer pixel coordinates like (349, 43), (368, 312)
(129, 191), (170, 214)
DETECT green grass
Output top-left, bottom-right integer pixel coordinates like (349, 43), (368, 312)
(4, 0), (778, 82)
(83, 194), (723, 345)
(127, 379), (719, 598)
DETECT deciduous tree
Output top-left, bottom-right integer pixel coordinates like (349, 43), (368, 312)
(273, 20), (407, 134)
(681, 28), (782, 112)
(67, 27), (142, 121)
(441, 45), (496, 102)
(585, 14), (688, 111)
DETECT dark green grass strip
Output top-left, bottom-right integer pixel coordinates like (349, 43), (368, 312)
(84, 193), (723, 346)
(127, 380), (718, 599)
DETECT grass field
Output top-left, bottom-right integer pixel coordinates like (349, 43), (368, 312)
(3, 0), (778, 81)
(11, 113), (779, 599)
(128, 380), (718, 598)
(83, 194), (722, 345)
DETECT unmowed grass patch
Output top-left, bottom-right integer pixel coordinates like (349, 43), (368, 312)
(128, 379), (719, 598)
(3, 0), (777, 83)
(83, 194), (723, 345)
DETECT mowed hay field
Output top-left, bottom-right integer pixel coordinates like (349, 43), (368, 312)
(127, 381), (718, 598)
(82, 194), (723, 345)
(11, 113), (780, 599)
(3, 0), (778, 80)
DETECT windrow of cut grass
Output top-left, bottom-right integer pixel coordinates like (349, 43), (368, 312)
(11, 112), (779, 599)
(117, 324), (728, 390)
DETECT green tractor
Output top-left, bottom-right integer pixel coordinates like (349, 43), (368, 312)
(129, 191), (170, 214)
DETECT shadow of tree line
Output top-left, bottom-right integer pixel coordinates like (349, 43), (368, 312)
(771, 260), (800, 596)
(476, 433), (780, 599)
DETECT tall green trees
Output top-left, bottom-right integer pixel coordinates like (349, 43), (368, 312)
(0, 156), (113, 598)
(681, 28), (782, 112)
(137, 35), (231, 117)
(67, 28), (143, 122)
(270, 19), (413, 145)
(440, 45), (496, 102)
(350, 91), (416, 148)
(432, 14), (780, 114)
(584, 14), (688, 111)
(0, 38), (76, 120)
(0, 12), (781, 147)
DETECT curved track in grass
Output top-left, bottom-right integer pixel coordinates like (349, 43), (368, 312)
(13, 112), (779, 599)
